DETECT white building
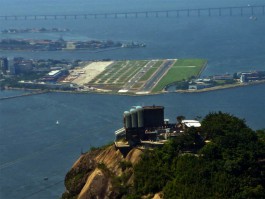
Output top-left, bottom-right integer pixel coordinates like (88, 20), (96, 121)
(181, 120), (201, 129)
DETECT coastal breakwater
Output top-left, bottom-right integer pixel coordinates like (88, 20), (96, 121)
(0, 90), (49, 101)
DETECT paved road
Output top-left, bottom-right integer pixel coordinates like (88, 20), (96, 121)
(123, 60), (156, 90)
(141, 60), (174, 92)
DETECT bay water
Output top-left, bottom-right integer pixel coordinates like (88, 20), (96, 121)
(0, 0), (265, 198)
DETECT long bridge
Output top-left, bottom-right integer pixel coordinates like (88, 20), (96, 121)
(0, 5), (264, 21)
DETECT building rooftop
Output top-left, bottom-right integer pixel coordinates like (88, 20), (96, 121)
(181, 120), (201, 128)
(48, 70), (61, 76)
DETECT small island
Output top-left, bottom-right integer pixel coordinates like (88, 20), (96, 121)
(0, 38), (145, 51)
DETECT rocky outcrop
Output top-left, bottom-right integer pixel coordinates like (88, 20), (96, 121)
(78, 168), (109, 199)
(61, 144), (143, 199)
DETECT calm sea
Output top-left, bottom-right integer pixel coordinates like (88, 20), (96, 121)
(0, 0), (265, 198)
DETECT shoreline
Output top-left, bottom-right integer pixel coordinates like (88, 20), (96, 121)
(0, 89), (48, 100)
(2, 80), (265, 97)
(0, 47), (123, 53)
(175, 80), (265, 93)
(197, 59), (208, 78)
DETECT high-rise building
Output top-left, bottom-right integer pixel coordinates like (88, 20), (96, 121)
(15, 60), (33, 74)
(0, 57), (8, 74)
(8, 58), (16, 75)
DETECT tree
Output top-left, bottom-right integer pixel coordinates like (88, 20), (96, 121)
(176, 115), (185, 123)
(200, 111), (248, 140)
(129, 112), (265, 199)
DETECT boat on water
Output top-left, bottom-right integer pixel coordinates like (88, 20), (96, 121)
(56, 120), (59, 125)
(249, 16), (257, 21)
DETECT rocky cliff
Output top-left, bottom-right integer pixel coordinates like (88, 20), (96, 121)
(61, 113), (265, 199)
(61, 144), (146, 199)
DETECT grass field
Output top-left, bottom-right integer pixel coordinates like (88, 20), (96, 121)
(88, 60), (148, 90)
(152, 59), (207, 92)
(84, 59), (207, 93)
(139, 60), (162, 82)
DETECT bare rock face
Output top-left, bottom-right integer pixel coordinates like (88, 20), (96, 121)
(125, 147), (143, 165)
(152, 192), (163, 199)
(78, 168), (109, 199)
(61, 145), (143, 199)
(94, 145), (124, 175)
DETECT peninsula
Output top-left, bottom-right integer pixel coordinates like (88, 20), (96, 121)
(1, 57), (264, 95)
(0, 58), (206, 94)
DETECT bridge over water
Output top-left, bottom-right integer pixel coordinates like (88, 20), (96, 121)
(0, 5), (264, 21)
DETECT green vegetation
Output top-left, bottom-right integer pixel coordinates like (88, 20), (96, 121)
(126, 112), (265, 198)
(63, 165), (92, 199)
(175, 80), (190, 90)
(88, 59), (207, 93)
(119, 160), (133, 171)
(139, 67), (158, 82)
(152, 59), (206, 92)
(139, 61), (162, 81)
(62, 113), (265, 199)
(132, 82), (144, 89)
(89, 59), (207, 93)
(214, 79), (237, 86)
(89, 60), (147, 88)
(0, 72), (47, 89)
(89, 141), (113, 152)
(97, 162), (133, 198)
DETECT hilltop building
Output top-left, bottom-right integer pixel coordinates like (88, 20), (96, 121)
(115, 105), (201, 150)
